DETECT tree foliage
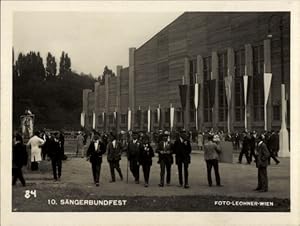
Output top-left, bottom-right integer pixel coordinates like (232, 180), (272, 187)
(13, 50), (96, 130)
(97, 65), (115, 85)
(59, 51), (71, 77)
(46, 52), (57, 78)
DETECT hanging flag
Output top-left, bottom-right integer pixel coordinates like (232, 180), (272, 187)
(114, 111), (117, 127)
(225, 76), (233, 133)
(92, 112), (96, 129)
(147, 107), (151, 133)
(264, 73), (272, 106)
(194, 83), (200, 110)
(170, 105), (175, 131)
(243, 75), (248, 106)
(80, 112), (85, 128)
(157, 106), (161, 128)
(102, 112), (106, 131)
(114, 111), (117, 121)
(224, 76), (232, 106)
(179, 84), (188, 110)
(127, 108), (131, 131)
(102, 112), (105, 124)
(208, 79), (216, 108)
(264, 73), (272, 130)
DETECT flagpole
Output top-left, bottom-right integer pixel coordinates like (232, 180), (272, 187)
(195, 109), (198, 131)
(245, 107), (247, 132)
(227, 109), (230, 134)
(264, 104), (267, 131)
(243, 65), (248, 132)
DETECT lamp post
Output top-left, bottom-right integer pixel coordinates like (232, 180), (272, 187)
(267, 14), (289, 157)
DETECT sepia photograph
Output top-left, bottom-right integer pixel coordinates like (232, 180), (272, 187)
(1, 1), (300, 226)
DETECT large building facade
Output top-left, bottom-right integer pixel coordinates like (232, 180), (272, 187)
(82, 12), (290, 133)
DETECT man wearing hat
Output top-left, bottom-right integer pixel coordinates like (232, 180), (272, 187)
(156, 132), (174, 187)
(254, 135), (271, 192)
(238, 131), (251, 164)
(107, 133), (123, 182)
(173, 131), (191, 188)
(139, 135), (154, 187)
(86, 132), (106, 186)
(48, 132), (64, 181)
(203, 134), (222, 187)
(127, 132), (141, 183)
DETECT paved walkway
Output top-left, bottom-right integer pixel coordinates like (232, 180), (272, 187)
(22, 152), (290, 199)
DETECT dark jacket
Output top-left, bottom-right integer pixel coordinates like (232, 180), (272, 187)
(48, 138), (64, 160)
(13, 142), (28, 168)
(107, 141), (122, 161)
(267, 133), (279, 152)
(256, 142), (271, 168)
(173, 138), (191, 164)
(127, 140), (140, 161)
(86, 140), (106, 163)
(139, 143), (154, 166)
(156, 141), (173, 165)
(242, 135), (251, 152)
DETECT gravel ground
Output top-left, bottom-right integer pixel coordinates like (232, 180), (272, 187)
(12, 152), (290, 212)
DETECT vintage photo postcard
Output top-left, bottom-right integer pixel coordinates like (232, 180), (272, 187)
(1, 1), (300, 226)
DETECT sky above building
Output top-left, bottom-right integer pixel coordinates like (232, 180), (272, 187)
(13, 12), (181, 78)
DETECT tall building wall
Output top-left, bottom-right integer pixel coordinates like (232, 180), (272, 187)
(120, 67), (129, 113)
(83, 12), (290, 133)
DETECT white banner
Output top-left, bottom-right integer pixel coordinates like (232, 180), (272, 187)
(80, 112), (85, 127)
(170, 106), (175, 131)
(157, 107), (160, 126)
(102, 112), (105, 124)
(114, 111), (117, 121)
(147, 108), (151, 132)
(224, 76), (232, 106)
(243, 75), (248, 106)
(264, 73), (272, 105)
(264, 73), (272, 130)
(194, 83), (199, 109)
(243, 75), (248, 131)
(127, 109), (131, 131)
(92, 112), (96, 129)
(224, 76), (232, 133)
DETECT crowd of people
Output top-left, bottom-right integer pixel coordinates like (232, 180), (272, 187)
(12, 128), (281, 193)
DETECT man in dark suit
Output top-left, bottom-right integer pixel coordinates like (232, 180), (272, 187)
(48, 133), (64, 181)
(127, 132), (141, 183)
(173, 132), (192, 188)
(238, 132), (251, 164)
(107, 133), (123, 182)
(249, 131), (258, 164)
(267, 130), (280, 165)
(12, 134), (28, 186)
(139, 135), (154, 187)
(86, 132), (106, 186)
(204, 134), (222, 187)
(254, 135), (271, 192)
(156, 133), (173, 187)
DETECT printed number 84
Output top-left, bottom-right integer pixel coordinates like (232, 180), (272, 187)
(25, 190), (37, 199)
